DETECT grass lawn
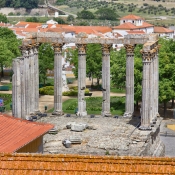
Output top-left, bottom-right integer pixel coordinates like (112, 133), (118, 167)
(110, 87), (125, 93)
(48, 96), (125, 115)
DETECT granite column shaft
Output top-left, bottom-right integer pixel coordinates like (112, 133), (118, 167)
(139, 50), (154, 130)
(77, 44), (87, 117)
(101, 44), (112, 117)
(12, 59), (21, 118)
(124, 44), (135, 118)
(34, 45), (40, 114)
(52, 44), (64, 116)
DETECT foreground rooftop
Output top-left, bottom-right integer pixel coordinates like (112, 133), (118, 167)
(0, 153), (175, 174)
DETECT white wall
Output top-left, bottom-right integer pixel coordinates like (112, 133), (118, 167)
(120, 19), (143, 26)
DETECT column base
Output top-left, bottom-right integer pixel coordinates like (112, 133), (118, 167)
(101, 111), (112, 117)
(139, 125), (152, 131)
(52, 110), (64, 116)
(34, 110), (42, 115)
(76, 111), (87, 117)
(123, 112), (133, 118)
(156, 113), (160, 117)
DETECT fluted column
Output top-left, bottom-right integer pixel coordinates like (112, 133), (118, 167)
(12, 59), (21, 118)
(101, 44), (112, 117)
(124, 44), (135, 118)
(33, 44), (40, 114)
(21, 46), (30, 117)
(28, 47), (35, 114)
(154, 46), (160, 118)
(19, 57), (25, 119)
(52, 43), (64, 116)
(139, 50), (155, 130)
(76, 44), (87, 117)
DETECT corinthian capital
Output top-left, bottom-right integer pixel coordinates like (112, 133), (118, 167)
(124, 44), (135, 54)
(76, 44), (87, 55)
(53, 43), (64, 53)
(101, 44), (112, 55)
(141, 49), (156, 62)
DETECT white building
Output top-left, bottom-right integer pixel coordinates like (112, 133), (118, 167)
(154, 26), (174, 39)
(112, 14), (154, 36)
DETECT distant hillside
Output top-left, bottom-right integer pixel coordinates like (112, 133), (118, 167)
(0, 0), (40, 9)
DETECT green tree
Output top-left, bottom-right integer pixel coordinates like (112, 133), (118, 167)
(77, 10), (95, 19)
(158, 38), (175, 116)
(53, 17), (66, 24)
(0, 13), (8, 23)
(86, 44), (102, 85)
(67, 15), (74, 22)
(0, 0), (5, 7)
(0, 27), (21, 78)
(26, 17), (39, 22)
(38, 43), (54, 86)
(95, 8), (119, 20)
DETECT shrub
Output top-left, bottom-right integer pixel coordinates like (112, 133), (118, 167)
(39, 86), (89, 96)
(39, 86), (54, 95)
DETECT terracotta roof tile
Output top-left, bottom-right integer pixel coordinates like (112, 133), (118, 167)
(136, 22), (154, 28)
(0, 154), (175, 174)
(120, 14), (143, 20)
(112, 22), (138, 30)
(154, 26), (174, 33)
(0, 114), (54, 153)
(127, 30), (145, 34)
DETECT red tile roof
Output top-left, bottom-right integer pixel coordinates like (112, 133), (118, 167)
(112, 22), (138, 30)
(0, 153), (175, 174)
(0, 114), (54, 153)
(127, 30), (145, 34)
(46, 26), (111, 35)
(120, 14), (143, 20)
(154, 26), (174, 33)
(137, 22), (154, 28)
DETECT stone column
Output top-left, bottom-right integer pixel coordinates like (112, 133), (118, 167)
(76, 44), (87, 117)
(123, 44), (135, 118)
(101, 44), (112, 117)
(19, 57), (26, 119)
(52, 43), (64, 116)
(33, 44), (40, 114)
(21, 46), (30, 118)
(26, 48), (31, 117)
(28, 47), (35, 114)
(154, 46), (160, 118)
(139, 50), (154, 130)
(12, 59), (21, 118)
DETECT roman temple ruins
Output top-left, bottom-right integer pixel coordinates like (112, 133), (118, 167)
(13, 32), (159, 131)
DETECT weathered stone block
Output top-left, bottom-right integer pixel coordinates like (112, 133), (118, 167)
(66, 122), (76, 129)
(71, 123), (87, 132)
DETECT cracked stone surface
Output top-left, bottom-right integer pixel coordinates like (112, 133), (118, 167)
(38, 115), (164, 156)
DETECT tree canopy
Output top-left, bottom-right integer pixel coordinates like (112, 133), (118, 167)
(0, 27), (21, 77)
(0, 13), (8, 23)
(1, 0), (39, 9)
(95, 8), (119, 20)
(38, 43), (54, 85)
(77, 10), (95, 19)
